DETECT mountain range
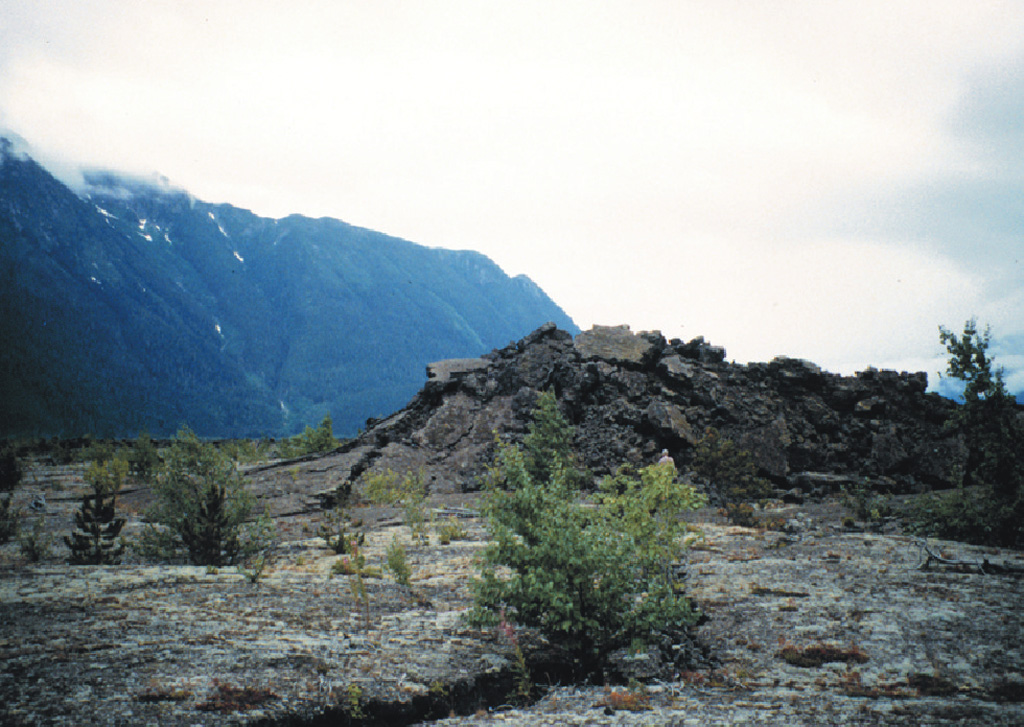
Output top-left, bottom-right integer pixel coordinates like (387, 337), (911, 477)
(0, 138), (578, 438)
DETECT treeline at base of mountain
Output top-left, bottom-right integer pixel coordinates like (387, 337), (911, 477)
(3, 319), (1022, 552)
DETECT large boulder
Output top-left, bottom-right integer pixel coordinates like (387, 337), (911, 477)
(574, 324), (664, 367)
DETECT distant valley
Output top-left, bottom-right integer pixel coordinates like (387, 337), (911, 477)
(0, 138), (577, 438)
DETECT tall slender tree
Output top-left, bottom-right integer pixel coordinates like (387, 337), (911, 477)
(939, 319), (1023, 497)
(913, 320), (1024, 547)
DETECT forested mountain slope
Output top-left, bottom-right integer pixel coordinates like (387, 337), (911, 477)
(0, 139), (577, 437)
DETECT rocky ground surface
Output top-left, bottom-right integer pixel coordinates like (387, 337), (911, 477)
(2, 464), (1023, 726)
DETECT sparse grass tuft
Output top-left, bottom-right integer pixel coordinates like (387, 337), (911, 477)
(907, 672), (957, 696)
(435, 516), (467, 545)
(136, 682), (193, 703)
(385, 535), (412, 586)
(778, 642), (868, 668)
(196, 680), (276, 712)
(603, 683), (651, 712)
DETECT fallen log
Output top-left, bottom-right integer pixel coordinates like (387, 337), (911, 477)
(915, 538), (1024, 576)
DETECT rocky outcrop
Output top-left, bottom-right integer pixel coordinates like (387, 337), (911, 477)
(252, 323), (961, 504)
(3, 487), (1023, 726)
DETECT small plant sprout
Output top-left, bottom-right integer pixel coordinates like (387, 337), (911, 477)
(318, 503), (365, 554)
(237, 551), (268, 584)
(435, 516), (467, 545)
(345, 683), (365, 719)
(385, 535), (412, 587)
(363, 468), (430, 544)
(21, 515), (53, 562)
(498, 607), (532, 703)
(331, 541), (379, 631)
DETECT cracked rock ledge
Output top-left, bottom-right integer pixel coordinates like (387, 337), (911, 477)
(2, 472), (1023, 726)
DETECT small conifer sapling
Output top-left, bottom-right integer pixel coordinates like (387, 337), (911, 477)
(65, 458), (127, 565)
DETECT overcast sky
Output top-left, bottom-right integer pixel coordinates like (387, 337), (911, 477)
(2, 1), (1022, 392)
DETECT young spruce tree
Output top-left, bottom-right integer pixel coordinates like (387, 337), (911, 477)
(65, 458), (127, 565)
(142, 426), (273, 565)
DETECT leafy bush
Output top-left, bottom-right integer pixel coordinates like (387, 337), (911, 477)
(0, 445), (22, 492)
(217, 438), (272, 464)
(435, 516), (467, 545)
(0, 444), (21, 545)
(76, 436), (119, 465)
(911, 320), (1023, 547)
(385, 535), (412, 586)
(363, 468), (424, 505)
(140, 426), (275, 565)
(47, 438), (78, 465)
(470, 397), (703, 673)
(126, 431), (161, 480)
(277, 415), (339, 458)
(940, 320), (1023, 492)
(64, 458), (128, 565)
(909, 488), (1007, 544)
(842, 478), (891, 524)
(330, 540), (378, 631)
(692, 427), (772, 503)
(0, 495), (18, 546)
(318, 504), (365, 554)
(19, 516), (52, 562)
(597, 460), (706, 564)
(723, 502), (758, 528)
(522, 389), (586, 487)
(362, 467), (429, 544)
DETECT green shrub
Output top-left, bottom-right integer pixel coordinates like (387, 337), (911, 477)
(723, 502), (758, 528)
(435, 516), (467, 545)
(140, 426), (275, 565)
(692, 427), (772, 502)
(217, 438), (272, 464)
(362, 468), (403, 504)
(597, 461), (706, 564)
(402, 484), (429, 546)
(277, 415), (338, 458)
(0, 445), (22, 492)
(126, 431), (161, 480)
(470, 396), (703, 673)
(385, 535), (412, 587)
(20, 516), (52, 562)
(940, 320), (1023, 496)
(0, 496), (18, 546)
(330, 540), (378, 631)
(362, 467), (429, 544)
(48, 437), (78, 465)
(0, 444), (21, 545)
(318, 504), (365, 554)
(76, 436), (118, 465)
(64, 458), (128, 565)
(909, 487), (1008, 543)
(363, 468), (425, 505)
(522, 389), (586, 487)
(842, 478), (891, 523)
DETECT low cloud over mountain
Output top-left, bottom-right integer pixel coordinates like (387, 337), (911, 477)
(0, 139), (577, 438)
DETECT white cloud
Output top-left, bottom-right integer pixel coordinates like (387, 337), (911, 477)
(539, 232), (981, 368)
(1, 0), (1023, 387)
